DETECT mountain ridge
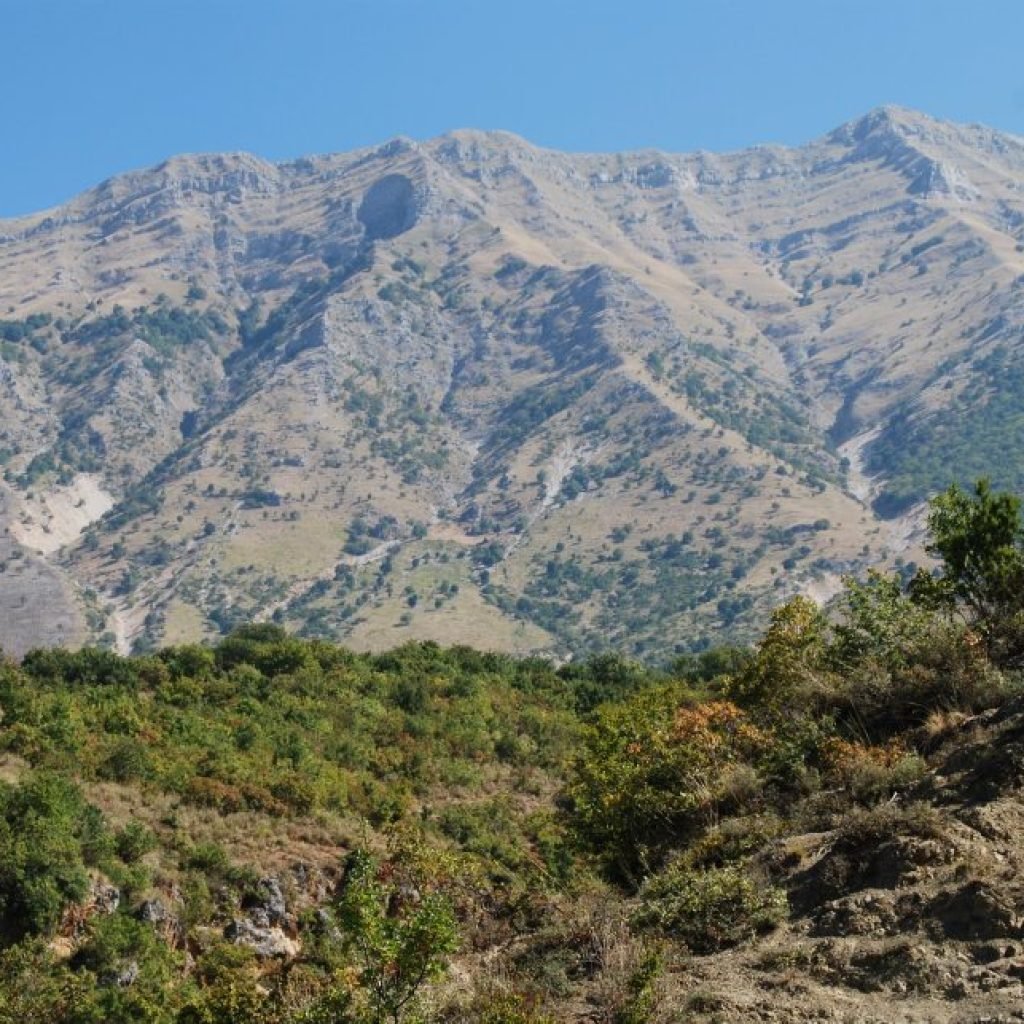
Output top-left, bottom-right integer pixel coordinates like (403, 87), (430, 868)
(8, 104), (1024, 233)
(1, 106), (1023, 658)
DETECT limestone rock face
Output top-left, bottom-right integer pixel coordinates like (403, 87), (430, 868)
(225, 918), (301, 959)
(243, 876), (290, 927)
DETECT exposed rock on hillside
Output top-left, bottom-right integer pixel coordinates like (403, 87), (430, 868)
(1, 107), (1023, 657)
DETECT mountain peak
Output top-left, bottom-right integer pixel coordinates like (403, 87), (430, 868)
(827, 105), (1024, 166)
(427, 128), (541, 164)
(828, 104), (934, 146)
(437, 128), (533, 146)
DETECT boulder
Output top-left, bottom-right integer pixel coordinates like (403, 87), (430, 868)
(225, 918), (300, 959)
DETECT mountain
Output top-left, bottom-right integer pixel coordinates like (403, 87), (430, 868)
(1, 106), (1023, 659)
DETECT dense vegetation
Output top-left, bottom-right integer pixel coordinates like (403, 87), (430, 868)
(2, 479), (1024, 1022)
(868, 345), (1024, 516)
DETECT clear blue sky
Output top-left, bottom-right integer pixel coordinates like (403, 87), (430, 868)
(2, 0), (1023, 216)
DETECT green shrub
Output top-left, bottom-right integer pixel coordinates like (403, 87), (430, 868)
(175, 944), (265, 1024)
(335, 846), (459, 1024)
(567, 690), (770, 884)
(0, 774), (109, 938)
(684, 814), (783, 871)
(447, 992), (557, 1024)
(114, 821), (157, 864)
(21, 647), (140, 689)
(0, 939), (90, 1021)
(97, 737), (154, 783)
(828, 570), (935, 672)
(728, 597), (830, 714)
(834, 801), (945, 852)
(833, 625), (1012, 735)
(67, 913), (183, 1023)
(159, 644), (216, 680)
(609, 946), (664, 1024)
(634, 863), (787, 953)
(183, 841), (231, 875)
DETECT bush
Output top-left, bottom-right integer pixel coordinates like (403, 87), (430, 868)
(114, 821), (157, 864)
(97, 737), (154, 782)
(215, 624), (314, 677)
(634, 863), (787, 953)
(0, 939), (90, 1020)
(0, 774), (110, 937)
(833, 801), (945, 852)
(446, 992), (557, 1024)
(819, 738), (926, 804)
(68, 913), (182, 1023)
(568, 690), (770, 884)
(728, 597), (830, 714)
(829, 570), (935, 672)
(185, 776), (247, 814)
(555, 652), (654, 713)
(183, 841), (232, 875)
(684, 814), (783, 871)
(21, 647), (140, 689)
(833, 624), (1012, 736)
(335, 845), (459, 1024)
(159, 644), (216, 680)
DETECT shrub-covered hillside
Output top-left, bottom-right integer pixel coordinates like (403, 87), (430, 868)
(3, 480), (1024, 1022)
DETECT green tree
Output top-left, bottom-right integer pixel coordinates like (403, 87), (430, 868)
(0, 939), (91, 1023)
(567, 687), (770, 885)
(0, 774), (109, 938)
(920, 479), (1024, 624)
(334, 846), (459, 1024)
(728, 596), (829, 712)
(830, 570), (934, 671)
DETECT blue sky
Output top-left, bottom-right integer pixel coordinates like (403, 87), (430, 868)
(2, 0), (1022, 216)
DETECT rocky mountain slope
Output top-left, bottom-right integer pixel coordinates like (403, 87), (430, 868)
(1, 106), (1023, 658)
